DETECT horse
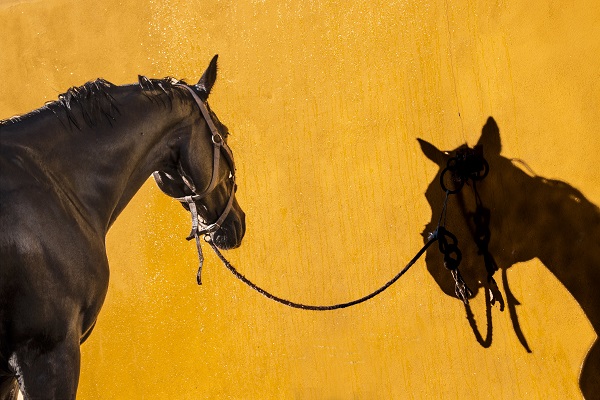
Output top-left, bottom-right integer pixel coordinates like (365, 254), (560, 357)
(0, 55), (246, 399)
(418, 117), (599, 399)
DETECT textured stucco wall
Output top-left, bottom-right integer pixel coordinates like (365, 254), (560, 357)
(1, 0), (598, 398)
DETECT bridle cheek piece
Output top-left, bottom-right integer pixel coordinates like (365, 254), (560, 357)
(154, 84), (237, 285)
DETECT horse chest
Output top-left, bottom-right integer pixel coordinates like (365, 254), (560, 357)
(1, 193), (110, 331)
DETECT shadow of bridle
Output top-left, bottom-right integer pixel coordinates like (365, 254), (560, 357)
(460, 180), (531, 352)
(419, 118), (536, 353)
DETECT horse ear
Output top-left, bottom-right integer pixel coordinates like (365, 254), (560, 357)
(477, 116), (502, 155)
(418, 138), (447, 166)
(196, 54), (218, 98)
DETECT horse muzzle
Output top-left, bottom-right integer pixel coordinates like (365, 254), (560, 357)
(209, 202), (246, 250)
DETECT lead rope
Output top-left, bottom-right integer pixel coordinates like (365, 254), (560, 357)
(187, 152), (486, 309)
(207, 236), (438, 310)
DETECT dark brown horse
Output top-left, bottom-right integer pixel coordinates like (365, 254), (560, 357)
(0, 56), (245, 399)
(419, 117), (599, 399)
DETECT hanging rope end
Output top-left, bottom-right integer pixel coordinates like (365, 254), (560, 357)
(197, 267), (203, 285)
(195, 234), (205, 286)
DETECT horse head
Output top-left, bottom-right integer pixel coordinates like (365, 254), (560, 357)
(418, 118), (506, 303)
(153, 56), (246, 250)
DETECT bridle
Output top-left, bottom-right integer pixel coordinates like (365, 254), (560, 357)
(153, 84), (237, 284)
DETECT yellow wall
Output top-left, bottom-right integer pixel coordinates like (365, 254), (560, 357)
(1, 0), (598, 398)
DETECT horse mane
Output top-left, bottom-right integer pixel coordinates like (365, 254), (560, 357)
(0, 79), (120, 130)
(54, 79), (121, 130)
(0, 76), (191, 130)
(138, 76), (187, 97)
(1, 76), (230, 138)
(137, 75), (194, 111)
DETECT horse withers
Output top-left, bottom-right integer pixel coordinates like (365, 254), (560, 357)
(0, 56), (245, 399)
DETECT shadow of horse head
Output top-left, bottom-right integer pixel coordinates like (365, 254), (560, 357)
(418, 117), (600, 398)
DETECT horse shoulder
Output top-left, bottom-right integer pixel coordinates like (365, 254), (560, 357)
(1, 162), (110, 345)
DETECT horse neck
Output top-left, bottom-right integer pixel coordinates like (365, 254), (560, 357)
(3, 86), (193, 235)
(522, 177), (600, 324)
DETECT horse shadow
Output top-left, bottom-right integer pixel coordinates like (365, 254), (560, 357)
(418, 117), (600, 399)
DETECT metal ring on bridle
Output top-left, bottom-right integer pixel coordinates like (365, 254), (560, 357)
(440, 167), (464, 194)
(212, 133), (223, 145)
(471, 158), (489, 181)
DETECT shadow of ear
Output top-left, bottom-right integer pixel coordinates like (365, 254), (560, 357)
(417, 138), (448, 166)
(476, 117), (501, 155)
